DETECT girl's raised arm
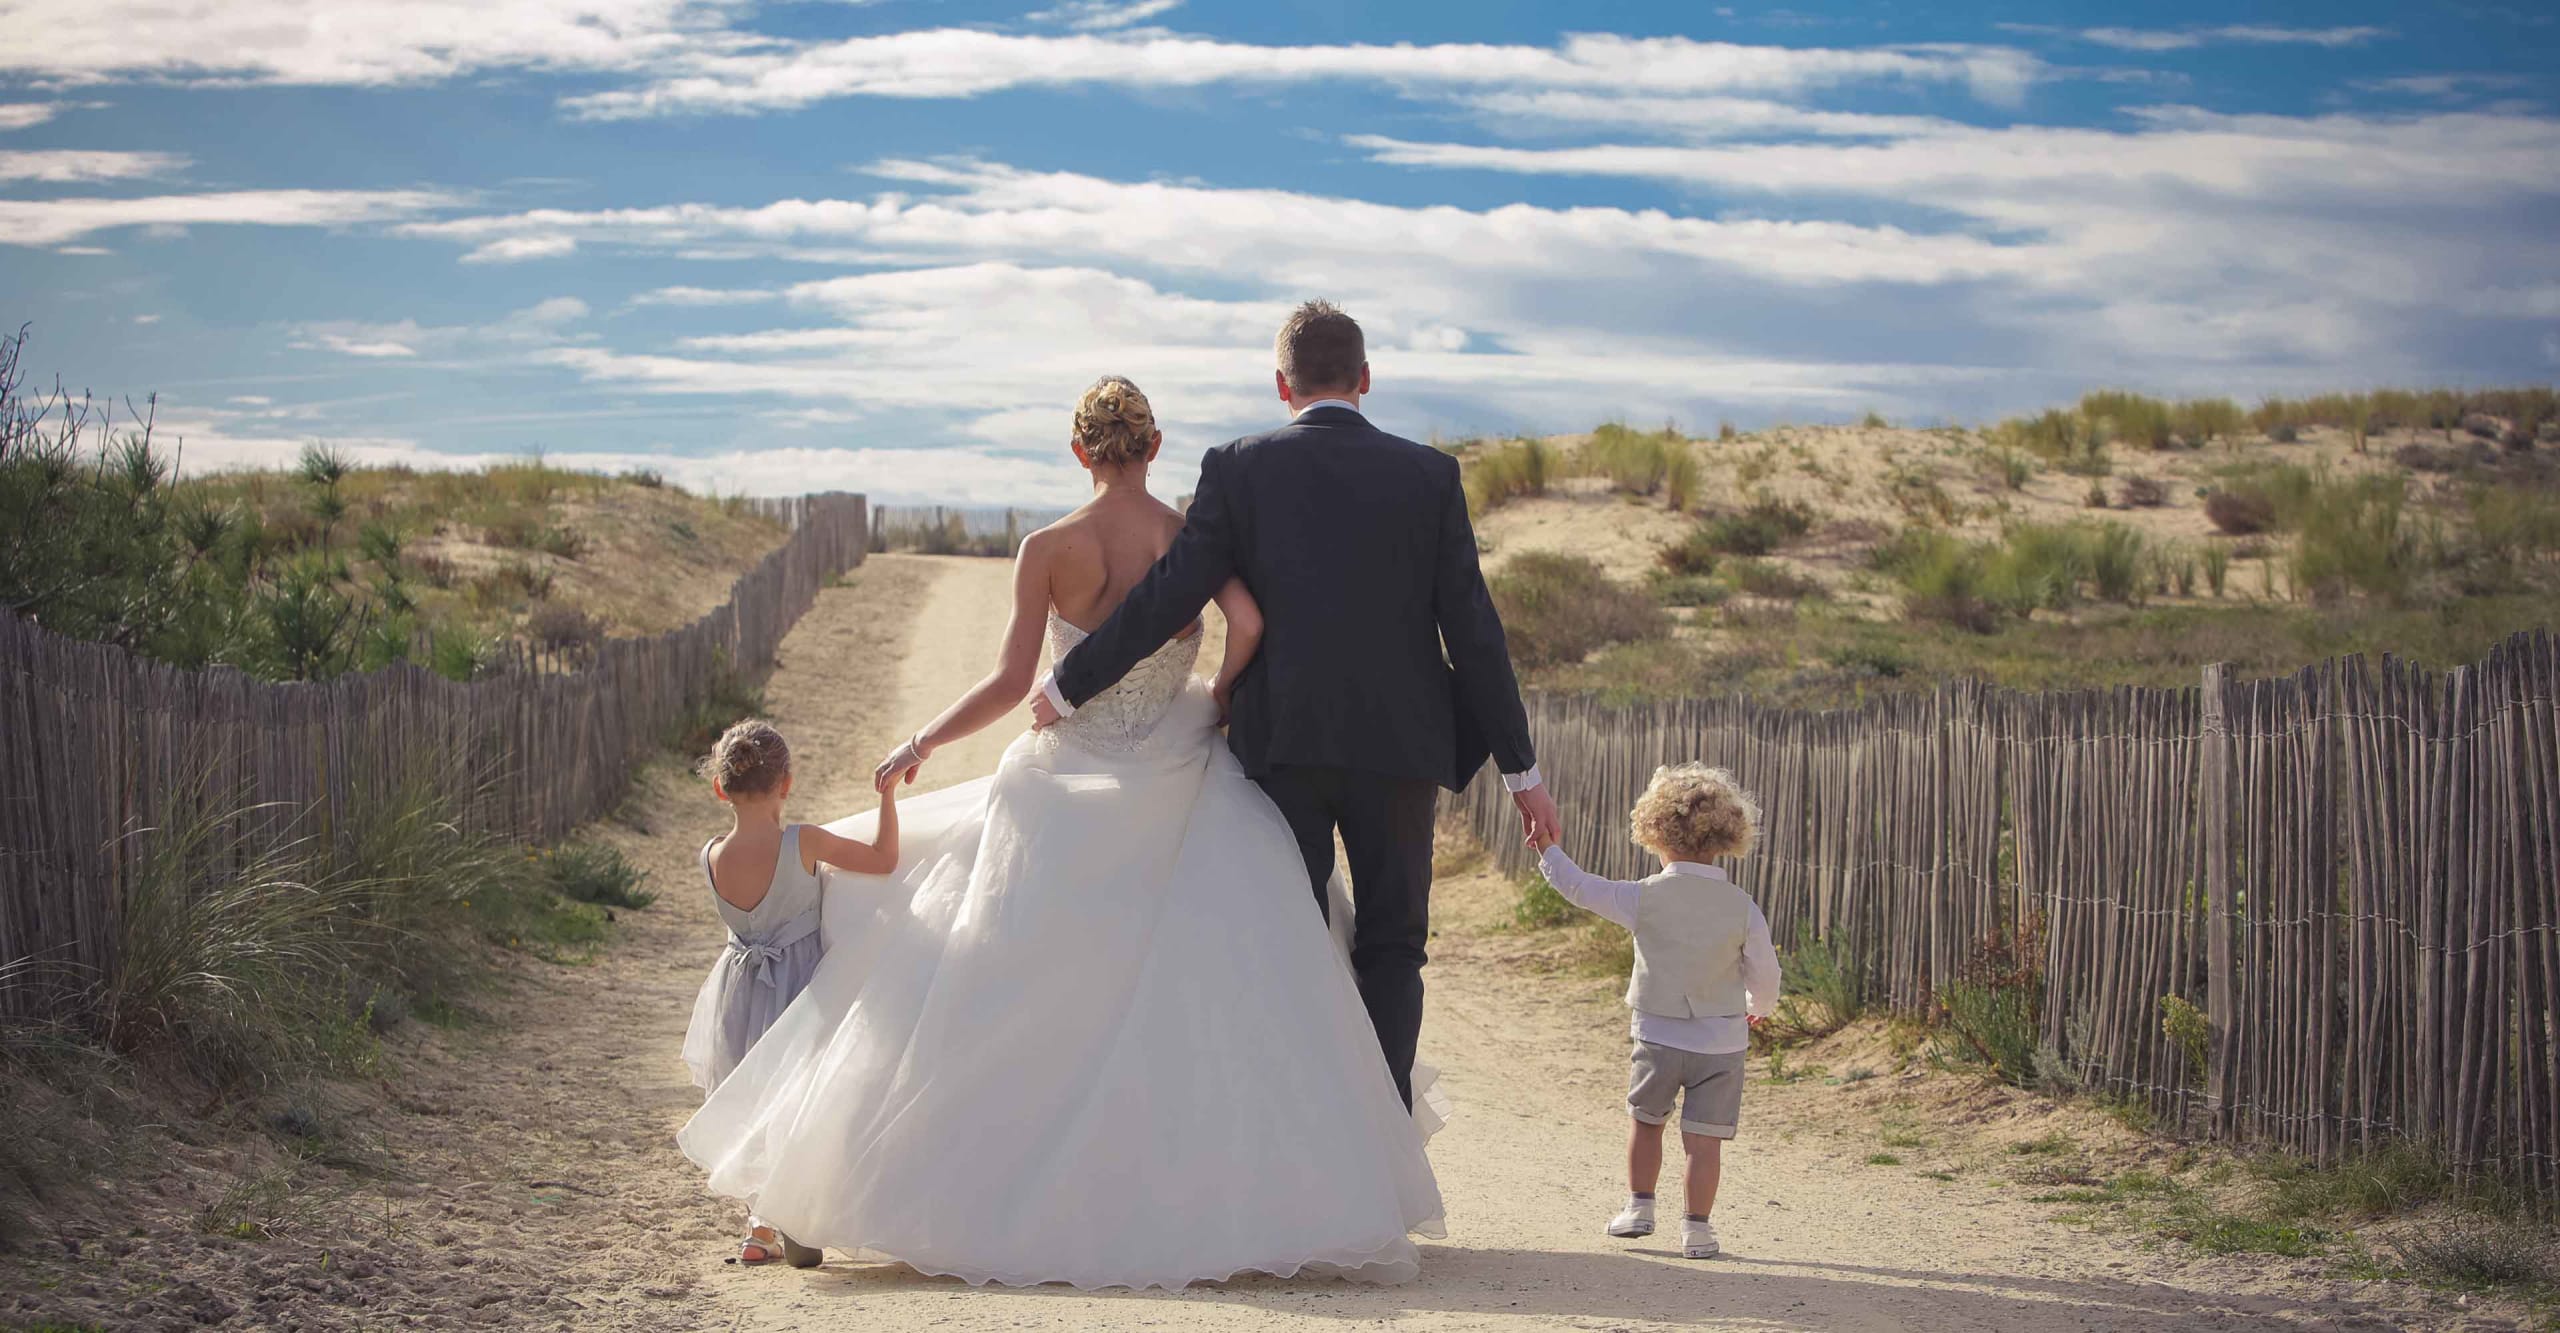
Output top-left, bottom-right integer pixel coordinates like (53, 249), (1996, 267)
(873, 532), (1055, 792)
(802, 779), (898, 875)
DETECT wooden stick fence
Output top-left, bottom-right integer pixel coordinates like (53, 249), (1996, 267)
(1453, 629), (2560, 1201)
(0, 493), (867, 1011)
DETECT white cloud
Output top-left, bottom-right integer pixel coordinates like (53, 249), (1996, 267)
(132, 313), (160, 325)
(628, 284), (777, 306)
(0, 103), (61, 131)
(0, 0), (769, 87)
(462, 234), (579, 263)
(313, 335), (420, 358)
(1457, 90), (1955, 141)
(1024, 0), (1184, 32)
(0, 149), (187, 182)
(561, 29), (2043, 118)
(290, 297), (591, 361)
(0, 188), (461, 247)
(2005, 23), (2389, 52)
(2352, 73), (2530, 99)
(398, 156), (2038, 288)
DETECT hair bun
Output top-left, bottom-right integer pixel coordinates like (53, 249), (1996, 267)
(1074, 375), (1156, 467)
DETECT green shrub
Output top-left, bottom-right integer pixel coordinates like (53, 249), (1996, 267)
(1512, 873), (1581, 929)
(2206, 489), (2277, 535)
(2200, 545), (2232, 597)
(1930, 920), (2044, 1087)
(1462, 438), (1559, 514)
(2392, 1219), (2555, 1288)
(1489, 552), (1668, 669)
(1647, 570), (1728, 607)
(2290, 475), (2411, 603)
(2084, 522), (2148, 603)
(1728, 559), (1825, 601)
(1758, 923), (1867, 1044)
(2081, 390), (2175, 451)
(1663, 448), (1701, 512)
(1582, 423), (1682, 495)
(540, 842), (654, 909)
(1685, 498), (1816, 558)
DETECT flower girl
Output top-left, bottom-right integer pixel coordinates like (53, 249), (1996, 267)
(682, 718), (899, 1266)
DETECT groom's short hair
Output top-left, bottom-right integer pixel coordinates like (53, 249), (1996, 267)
(1276, 300), (1365, 396)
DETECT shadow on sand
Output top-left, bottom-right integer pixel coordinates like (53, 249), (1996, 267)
(781, 1242), (2400, 1330)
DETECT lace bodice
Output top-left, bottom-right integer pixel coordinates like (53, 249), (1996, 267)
(1043, 613), (1201, 754)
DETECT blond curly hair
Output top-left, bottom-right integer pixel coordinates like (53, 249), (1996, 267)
(1629, 763), (1759, 863)
(1072, 375), (1158, 467)
(700, 718), (790, 798)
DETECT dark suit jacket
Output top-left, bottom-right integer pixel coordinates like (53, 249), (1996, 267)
(1054, 405), (1534, 792)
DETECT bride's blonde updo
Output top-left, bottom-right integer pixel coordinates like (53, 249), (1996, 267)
(1073, 375), (1157, 467)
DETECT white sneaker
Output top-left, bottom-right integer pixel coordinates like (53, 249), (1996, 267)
(1606, 1196), (1656, 1238)
(1683, 1216), (1720, 1259)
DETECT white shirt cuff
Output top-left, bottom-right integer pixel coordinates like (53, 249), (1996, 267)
(1039, 673), (1076, 719)
(1502, 764), (1543, 792)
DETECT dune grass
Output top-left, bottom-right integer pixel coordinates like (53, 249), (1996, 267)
(1487, 552), (1666, 669)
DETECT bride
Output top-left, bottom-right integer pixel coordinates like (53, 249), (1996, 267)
(677, 376), (1447, 1290)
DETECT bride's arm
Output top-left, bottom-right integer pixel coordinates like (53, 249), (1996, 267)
(874, 534), (1055, 790)
(1208, 577), (1261, 722)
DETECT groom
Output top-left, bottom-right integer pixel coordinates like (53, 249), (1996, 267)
(1033, 300), (1559, 1107)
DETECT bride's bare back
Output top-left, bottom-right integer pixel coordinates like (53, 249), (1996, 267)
(873, 376), (1261, 794)
(1039, 491), (1192, 635)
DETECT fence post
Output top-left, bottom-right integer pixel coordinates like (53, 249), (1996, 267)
(2200, 662), (2234, 1134)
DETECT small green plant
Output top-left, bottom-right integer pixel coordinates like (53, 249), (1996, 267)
(2392, 1219), (2556, 1289)
(1489, 553), (1668, 670)
(1758, 923), (1867, 1044)
(1462, 437), (1560, 514)
(1727, 559), (1825, 601)
(1932, 920), (2045, 1087)
(1683, 498), (1817, 558)
(2010, 1131), (2076, 1156)
(1663, 448), (1701, 512)
(1511, 873), (1580, 930)
(1647, 571), (1728, 607)
(1865, 1152), (1903, 1166)
(2159, 993), (2209, 1085)
(540, 842), (654, 909)
(2200, 544), (2231, 597)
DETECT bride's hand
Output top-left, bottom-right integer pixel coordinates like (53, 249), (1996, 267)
(1209, 673), (1237, 727)
(874, 733), (931, 792)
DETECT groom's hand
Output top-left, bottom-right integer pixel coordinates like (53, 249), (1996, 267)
(1028, 691), (1063, 731)
(1512, 783), (1562, 849)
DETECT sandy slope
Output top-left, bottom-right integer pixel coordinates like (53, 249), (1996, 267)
(45, 551), (2484, 1331)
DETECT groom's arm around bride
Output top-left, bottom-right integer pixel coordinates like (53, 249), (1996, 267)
(1032, 300), (1556, 1106)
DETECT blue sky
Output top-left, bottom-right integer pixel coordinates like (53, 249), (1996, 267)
(3, 0), (2556, 503)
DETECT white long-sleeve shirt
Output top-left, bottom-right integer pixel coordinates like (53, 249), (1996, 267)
(1538, 846), (1781, 1056)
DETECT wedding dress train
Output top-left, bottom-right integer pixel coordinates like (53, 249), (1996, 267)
(677, 616), (1447, 1289)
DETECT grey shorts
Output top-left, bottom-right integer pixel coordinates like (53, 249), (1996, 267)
(1628, 1041), (1745, 1138)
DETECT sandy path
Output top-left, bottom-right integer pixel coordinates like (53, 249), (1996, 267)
(423, 551), (2447, 1333)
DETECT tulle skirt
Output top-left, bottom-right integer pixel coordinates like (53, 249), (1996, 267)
(676, 684), (1446, 1289)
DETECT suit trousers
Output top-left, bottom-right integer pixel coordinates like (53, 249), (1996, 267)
(1253, 764), (1441, 1108)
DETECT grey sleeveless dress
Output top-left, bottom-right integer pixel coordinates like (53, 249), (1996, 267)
(681, 825), (828, 1091)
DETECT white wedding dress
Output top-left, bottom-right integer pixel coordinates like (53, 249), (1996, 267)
(677, 614), (1448, 1289)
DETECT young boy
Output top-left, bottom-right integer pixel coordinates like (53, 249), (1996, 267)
(1530, 763), (1778, 1259)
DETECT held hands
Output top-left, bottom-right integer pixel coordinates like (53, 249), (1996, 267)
(1511, 782), (1563, 852)
(874, 733), (931, 793)
(1028, 690), (1063, 732)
